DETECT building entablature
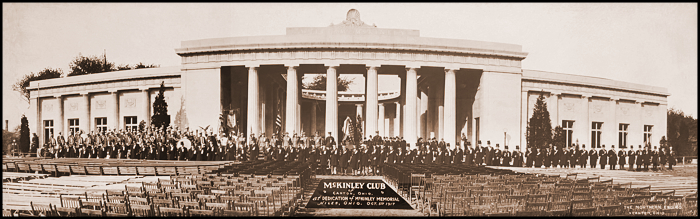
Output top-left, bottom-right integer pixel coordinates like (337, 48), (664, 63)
(301, 89), (399, 102)
(522, 70), (669, 104)
(27, 66), (182, 98)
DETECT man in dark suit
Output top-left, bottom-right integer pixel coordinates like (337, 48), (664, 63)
(326, 132), (336, 149)
(589, 146), (598, 168)
(493, 144), (502, 166)
(599, 145), (608, 169)
(607, 145), (617, 170)
(628, 146), (637, 171)
(502, 146), (512, 166)
(580, 145), (589, 168)
(618, 146), (627, 170)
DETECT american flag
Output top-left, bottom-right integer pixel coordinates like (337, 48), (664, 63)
(275, 97), (283, 135)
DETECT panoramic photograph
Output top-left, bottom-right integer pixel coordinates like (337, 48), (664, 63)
(3, 3), (697, 217)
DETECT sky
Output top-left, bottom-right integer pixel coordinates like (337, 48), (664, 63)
(3, 3), (697, 130)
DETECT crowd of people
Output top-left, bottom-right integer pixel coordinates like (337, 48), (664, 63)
(34, 126), (677, 174)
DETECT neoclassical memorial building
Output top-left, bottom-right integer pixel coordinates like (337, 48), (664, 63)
(27, 9), (669, 152)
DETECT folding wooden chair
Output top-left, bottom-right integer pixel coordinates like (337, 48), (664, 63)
(170, 192), (194, 202)
(188, 209), (215, 217)
(547, 201), (571, 216)
(104, 202), (129, 217)
(157, 206), (186, 217)
(30, 202), (55, 216)
(60, 194), (83, 208)
(233, 202), (257, 216)
(571, 207), (596, 216)
(104, 190), (126, 203)
(220, 209), (252, 217)
(151, 197), (175, 208)
(54, 206), (80, 217)
(129, 204), (154, 217)
(249, 195), (272, 216)
(127, 196), (149, 206)
(179, 201), (201, 210)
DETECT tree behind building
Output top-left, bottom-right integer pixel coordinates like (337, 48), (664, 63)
(151, 81), (170, 130)
(526, 92), (552, 150)
(19, 115), (30, 154)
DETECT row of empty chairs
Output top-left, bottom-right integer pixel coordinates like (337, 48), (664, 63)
(383, 163), (697, 216)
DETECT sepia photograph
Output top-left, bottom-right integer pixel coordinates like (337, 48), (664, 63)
(2, 3), (697, 217)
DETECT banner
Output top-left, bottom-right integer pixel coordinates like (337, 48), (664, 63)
(306, 179), (412, 209)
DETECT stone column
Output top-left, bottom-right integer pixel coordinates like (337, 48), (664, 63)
(444, 69), (457, 149)
(521, 91), (528, 152)
(55, 95), (64, 138)
(297, 73), (303, 134)
(420, 89), (428, 139)
(582, 95), (590, 148)
(550, 92), (560, 127)
(81, 92), (91, 132)
(30, 96), (40, 148)
(356, 104), (363, 117)
(311, 101), (317, 135)
(326, 66), (339, 141)
(416, 92), (422, 139)
(395, 102), (401, 138)
(427, 85), (435, 139)
(365, 66), (379, 138)
(378, 103), (385, 137)
(437, 81), (445, 140)
(110, 90), (119, 130)
(140, 88), (150, 127)
(286, 66), (298, 135)
(247, 66), (259, 136)
(404, 67), (418, 144)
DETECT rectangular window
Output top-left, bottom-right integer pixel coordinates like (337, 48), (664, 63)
(563, 120), (574, 147)
(591, 122), (603, 148)
(619, 123), (629, 148)
(475, 117), (480, 145)
(644, 125), (653, 146)
(95, 117), (107, 133)
(124, 116), (138, 132)
(43, 120), (54, 143)
(68, 119), (80, 134)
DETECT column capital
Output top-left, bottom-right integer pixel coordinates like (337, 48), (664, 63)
(139, 87), (150, 91)
(287, 65), (299, 70)
(108, 89), (119, 94)
(444, 68), (459, 73)
(550, 92), (561, 96)
(325, 65), (339, 70)
(355, 103), (363, 107)
(366, 65), (379, 71)
(79, 92), (90, 96)
(248, 64), (260, 69)
(54, 94), (62, 98)
(405, 65), (420, 70)
(580, 95), (589, 99)
(635, 100), (644, 104)
(378, 102), (385, 106)
(610, 97), (618, 101)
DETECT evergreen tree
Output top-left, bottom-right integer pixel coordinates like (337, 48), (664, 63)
(526, 92), (552, 150)
(150, 81), (170, 129)
(19, 115), (30, 154)
(552, 126), (565, 150)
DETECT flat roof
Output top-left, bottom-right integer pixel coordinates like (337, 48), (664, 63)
(522, 69), (669, 97)
(27, 66), (181, 90)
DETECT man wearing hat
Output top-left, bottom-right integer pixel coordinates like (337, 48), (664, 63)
(484, 141), (493, 166)
(525, 146), (533, 167)
(618, 145), (627, 170)
(642, 146), (651, 171)
(493, 144), (502, 166)
(475, 141), (483, 166)
(608, 145), (618, 170)
(589, 145), (598, 169)
(636, 145), (644, 171)
(580, 144), (589, 168)
(651, 146), (659, 170)
(628, 145), (636, 171)
(667, 146), (676, 170)
(599, 145), (608, 169)
(512, 146), (523, 167)
(326, 132), (336, 149)
(502, 145), (512, 166)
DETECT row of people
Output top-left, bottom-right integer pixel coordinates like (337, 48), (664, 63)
(37, 126), (677, 172)
(524, 143), (677, 171)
